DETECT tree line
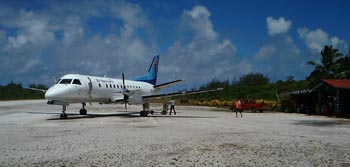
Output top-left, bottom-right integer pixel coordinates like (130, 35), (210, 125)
(0, 82), (47, 100)
(189, 73), (309, 101)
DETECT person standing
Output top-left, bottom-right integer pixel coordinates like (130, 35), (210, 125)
(169, 98), (176, 115)
(235, 98), (243, 117)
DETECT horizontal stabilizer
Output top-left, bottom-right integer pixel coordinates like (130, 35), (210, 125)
(143, 88), (223, 100)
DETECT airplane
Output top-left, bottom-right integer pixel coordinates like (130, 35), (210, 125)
(29, 54), (222, 119)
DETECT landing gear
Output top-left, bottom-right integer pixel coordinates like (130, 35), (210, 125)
(140, 110), (148, 117)
(140, 103), (154, 117)
(60, 105), (68, 119)
(79, 103), (87, 115)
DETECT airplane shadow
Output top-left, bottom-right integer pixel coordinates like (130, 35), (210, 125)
(28, 111), (140, 120)
(152, 115), (217, 119)
(28, 111), (217, 120)
(47, 112), (141, 120)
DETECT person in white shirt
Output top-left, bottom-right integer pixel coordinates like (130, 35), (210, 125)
(169, 98), (176, 115)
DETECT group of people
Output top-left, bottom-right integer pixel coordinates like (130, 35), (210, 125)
(166, 98), (243, 117)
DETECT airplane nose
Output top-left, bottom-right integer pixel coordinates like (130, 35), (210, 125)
(45, 88), (55, 100)
(45, 88), (61, 100)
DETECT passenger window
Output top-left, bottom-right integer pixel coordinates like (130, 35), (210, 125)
(106, 84), (108, 88)
(117, 85), (119, 88)
(113, 85), (116, 88)
(109, 84), (112, 88)
(73, 79), (81, 85)
(99, 83), (101, 87)
(60, 79), (72, 84)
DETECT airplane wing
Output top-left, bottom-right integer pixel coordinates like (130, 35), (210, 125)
(154, 79), (185, 91)
(143, 88), (223, 100)
(26, 87), (47, 93)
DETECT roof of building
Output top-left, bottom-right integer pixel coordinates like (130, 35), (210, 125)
(322, 79), (350, 89)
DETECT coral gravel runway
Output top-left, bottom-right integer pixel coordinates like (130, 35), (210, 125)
(1, 100), (350, 166)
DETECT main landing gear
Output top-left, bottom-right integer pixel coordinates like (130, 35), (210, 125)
(140, 103), (154, 117)
(79, 103), (87, 115)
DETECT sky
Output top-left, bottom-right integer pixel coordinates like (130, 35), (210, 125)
(0, 0), (349, 89)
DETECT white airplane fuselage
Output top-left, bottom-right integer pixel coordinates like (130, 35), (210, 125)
(45, 74), (155, 105)
(39, 54), (221, 119)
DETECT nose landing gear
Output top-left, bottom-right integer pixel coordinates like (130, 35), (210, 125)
(60, 105), (68, 119)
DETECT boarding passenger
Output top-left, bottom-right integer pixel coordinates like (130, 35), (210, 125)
(169, 98), (176, 115)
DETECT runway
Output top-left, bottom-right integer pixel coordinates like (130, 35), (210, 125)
(1, 100), (350, 166)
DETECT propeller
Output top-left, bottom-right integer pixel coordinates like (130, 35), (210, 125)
(122, 73), (128, 110)
(122, 73), (125, 89)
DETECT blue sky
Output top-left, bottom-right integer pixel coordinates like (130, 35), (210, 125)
(0, 0), (349, 89)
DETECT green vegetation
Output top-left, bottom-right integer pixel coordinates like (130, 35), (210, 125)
(0, 82), (47, 100)
(189, 73), (309, 101)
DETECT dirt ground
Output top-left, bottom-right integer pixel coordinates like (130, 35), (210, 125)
(0, 100), (350, 167)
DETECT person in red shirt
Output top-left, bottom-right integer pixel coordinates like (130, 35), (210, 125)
(234, 98), (243, 117)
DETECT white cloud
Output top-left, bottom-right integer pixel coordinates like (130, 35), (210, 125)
(253, 44), (276, 61)
(6, 35), (28, 49)
(109, 1), (150, 38)
(62, 16), (84, 46)
(253, 17), (305, 80)
(182, 6), (217, 40)
(0, 1), (155, 85)
(253, 35), (303, 79)
(298, 27), (348, 53)
(266, 17), (292, 36)
(4, 10), (55, 50)
(161, 5), (247, 87)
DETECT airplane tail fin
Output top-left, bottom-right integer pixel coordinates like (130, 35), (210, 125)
(133, 54), (159, 85)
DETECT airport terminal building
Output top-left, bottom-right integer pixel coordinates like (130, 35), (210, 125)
(281, 79), (350, 117)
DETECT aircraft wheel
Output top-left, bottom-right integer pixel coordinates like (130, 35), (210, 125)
(140, 110), (148, 117)
(60, 113), (68, 119)
(80, 109), (87, 115)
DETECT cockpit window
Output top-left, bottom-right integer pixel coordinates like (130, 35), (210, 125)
(73, 79), (82, 85)
(55, 79), (61, 84)
(59, 79), (72, 84)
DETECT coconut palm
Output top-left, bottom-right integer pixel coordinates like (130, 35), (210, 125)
(307, 45), (343, 84)
(335, 49), (350, 79)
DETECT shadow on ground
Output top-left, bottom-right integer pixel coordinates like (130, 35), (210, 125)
(292, 120), (350, 127)
(27, 111), (217, 120)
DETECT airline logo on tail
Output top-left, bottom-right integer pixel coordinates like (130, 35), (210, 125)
(134, 54), (159, 85)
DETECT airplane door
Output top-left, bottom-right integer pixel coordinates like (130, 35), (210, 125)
(87, 77), (93, 98)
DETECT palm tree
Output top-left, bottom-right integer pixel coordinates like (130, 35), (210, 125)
(307, 45), (343, 85)
(335, 49), (350, 79)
